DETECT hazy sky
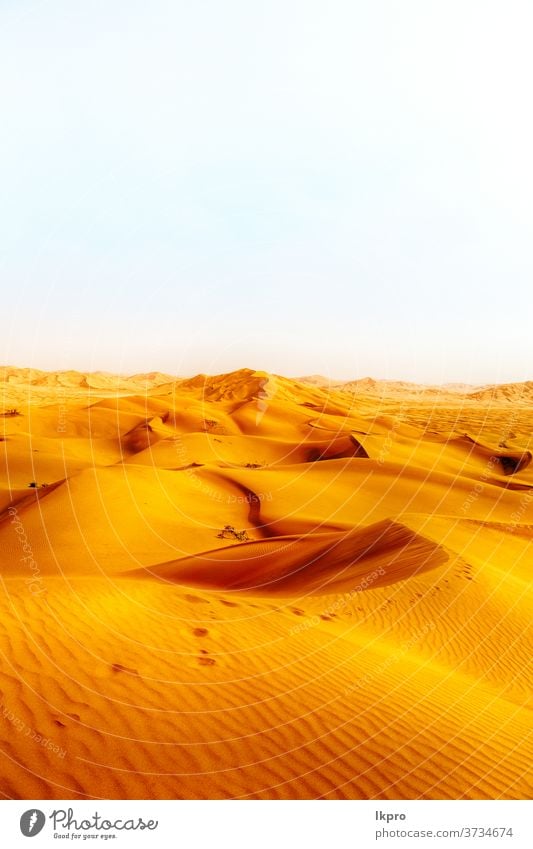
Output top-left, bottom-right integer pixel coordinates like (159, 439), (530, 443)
(1, 1), (532, 382)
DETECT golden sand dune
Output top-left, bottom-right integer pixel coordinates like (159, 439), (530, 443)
(131, 519), (448, 594)
(301, 374), (533, 405)
(468, 381), (533, 404)
(0, 368), (531, 799)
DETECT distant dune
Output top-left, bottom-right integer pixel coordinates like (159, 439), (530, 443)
(0, 366), (175, 393)
(467, 381), (533, 403)
(0, 367), (531, 799)
(299, 374), (533, 402)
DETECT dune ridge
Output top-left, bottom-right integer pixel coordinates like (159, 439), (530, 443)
(0, 367), (531, 799)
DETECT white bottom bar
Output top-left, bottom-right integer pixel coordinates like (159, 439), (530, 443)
(1, 800), (531, 848)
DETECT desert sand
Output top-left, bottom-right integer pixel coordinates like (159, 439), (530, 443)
(0, 366), (531, 799)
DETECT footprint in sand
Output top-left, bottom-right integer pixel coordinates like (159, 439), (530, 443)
(111, 663), (140, 676)
(198, 656), (216, 666)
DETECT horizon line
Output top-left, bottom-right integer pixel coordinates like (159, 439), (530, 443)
(1, 363), (532, 390)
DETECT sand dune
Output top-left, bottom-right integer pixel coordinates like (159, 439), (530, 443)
(0, 367), (531, 799)
(299, 374), (533, 404)
(130, 519), (448, 594)
(468, 381), (533, 404)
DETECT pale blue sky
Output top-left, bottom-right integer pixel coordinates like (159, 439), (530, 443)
(1, 1), (532, 382)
